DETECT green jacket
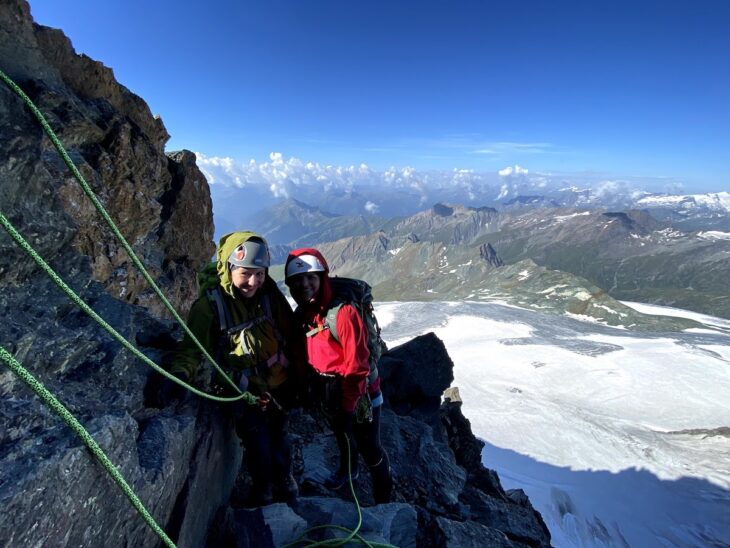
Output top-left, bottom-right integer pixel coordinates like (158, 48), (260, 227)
(171, 232), (299, 396)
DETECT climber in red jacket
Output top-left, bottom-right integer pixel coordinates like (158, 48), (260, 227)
(285, 248), (392, 503)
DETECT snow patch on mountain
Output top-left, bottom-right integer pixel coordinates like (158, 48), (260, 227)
(636, 191), (730, 212)
(553, 211), (591, 223)
(698, 231), (730, 241)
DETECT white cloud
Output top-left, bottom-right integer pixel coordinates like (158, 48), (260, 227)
(592, 180), (633, 200)
(364, 201), (380, 214)
(196, 151), (689, 215)
(499, 165), (529, 177)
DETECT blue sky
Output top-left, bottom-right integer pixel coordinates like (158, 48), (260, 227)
(29, 0), (729, 192)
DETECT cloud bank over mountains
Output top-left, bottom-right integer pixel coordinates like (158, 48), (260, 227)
(197, 151), (505, 208)
(197, 151), (696, 224)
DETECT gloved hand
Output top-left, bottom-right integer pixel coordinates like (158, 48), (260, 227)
(354, 394), (373, 424)
(257, 392), (284, 413)
(155, 371), (189, 408)
(258, 392), (271, 411)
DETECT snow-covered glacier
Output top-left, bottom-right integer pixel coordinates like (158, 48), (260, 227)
(378, 300), (730, 547)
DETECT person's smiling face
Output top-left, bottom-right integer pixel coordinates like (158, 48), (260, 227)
(288, 272), (321, 306)
(231, 266), (265, 298)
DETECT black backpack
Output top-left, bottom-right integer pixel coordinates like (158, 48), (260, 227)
(307, 277), (387, 385)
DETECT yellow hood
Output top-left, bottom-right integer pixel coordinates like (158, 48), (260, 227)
(216, 231), (268, 297)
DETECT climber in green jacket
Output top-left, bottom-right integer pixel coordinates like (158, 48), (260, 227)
(162, 231), (302, 506)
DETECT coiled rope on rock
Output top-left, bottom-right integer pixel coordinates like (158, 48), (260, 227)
(282, 434), (397, 548)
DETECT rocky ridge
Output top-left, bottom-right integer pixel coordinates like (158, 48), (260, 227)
(0, 2), (549, 547)
(207, 334), (551, 547)
(1, 0), (214, 319)
(265, 200), (728, 324)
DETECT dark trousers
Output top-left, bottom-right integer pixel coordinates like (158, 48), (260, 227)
(332, 404), (385, 470)
(332, 404), (392, 503)
(232, 384), (292, 490)
(315, 375), (392, 502)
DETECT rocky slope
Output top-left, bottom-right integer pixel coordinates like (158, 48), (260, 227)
(267, 201), (729, 322)
(0, 2), (550, 547)
(294, 229), (701, 332)
(208, 334), (551, 547)
(251, 198), (386, 249)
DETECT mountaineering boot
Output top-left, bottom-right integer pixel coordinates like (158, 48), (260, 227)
(273, 473), (299, 502)
(324, 461), (360, 490)
(369, 451), (392, 504)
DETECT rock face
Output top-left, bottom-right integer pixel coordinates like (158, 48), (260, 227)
(0, 2), (550, 547)
(1, 1), (217, 546)
(0, 0), (214, 318)
(480, 242), (504, 268)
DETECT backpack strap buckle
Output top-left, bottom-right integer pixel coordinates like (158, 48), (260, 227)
(306, 324), (330, 337)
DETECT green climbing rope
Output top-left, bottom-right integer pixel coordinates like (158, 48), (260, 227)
(0, 68), (239, 395)
(0, 211), (255, 405)
(0, 345), (176, 548)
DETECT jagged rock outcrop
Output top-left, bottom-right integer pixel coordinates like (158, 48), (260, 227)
(389, 203), (503, 247)
(0, 3), (550, 547)
(209, 333), (551, 547)
(479, 242), (504, 268)
(1, 1), (217, 546)
(1, 0), (214, 318)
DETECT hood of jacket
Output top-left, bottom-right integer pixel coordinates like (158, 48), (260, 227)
(216, 231), (270, 297)
(285, 247), (332, 317)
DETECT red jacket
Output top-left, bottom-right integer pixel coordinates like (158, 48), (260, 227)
(287, 248), (381, 412)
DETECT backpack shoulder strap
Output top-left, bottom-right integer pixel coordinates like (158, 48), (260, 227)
(304, 302), (345, 341)
(206, 286), (232, 335)
(324, 303), (344, 343)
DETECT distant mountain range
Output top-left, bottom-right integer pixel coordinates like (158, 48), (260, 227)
(250, 198), (385, 248)
(259, 196), (730, 324)
(256, 197), (730, 326)
(206, 152), (730, 237)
